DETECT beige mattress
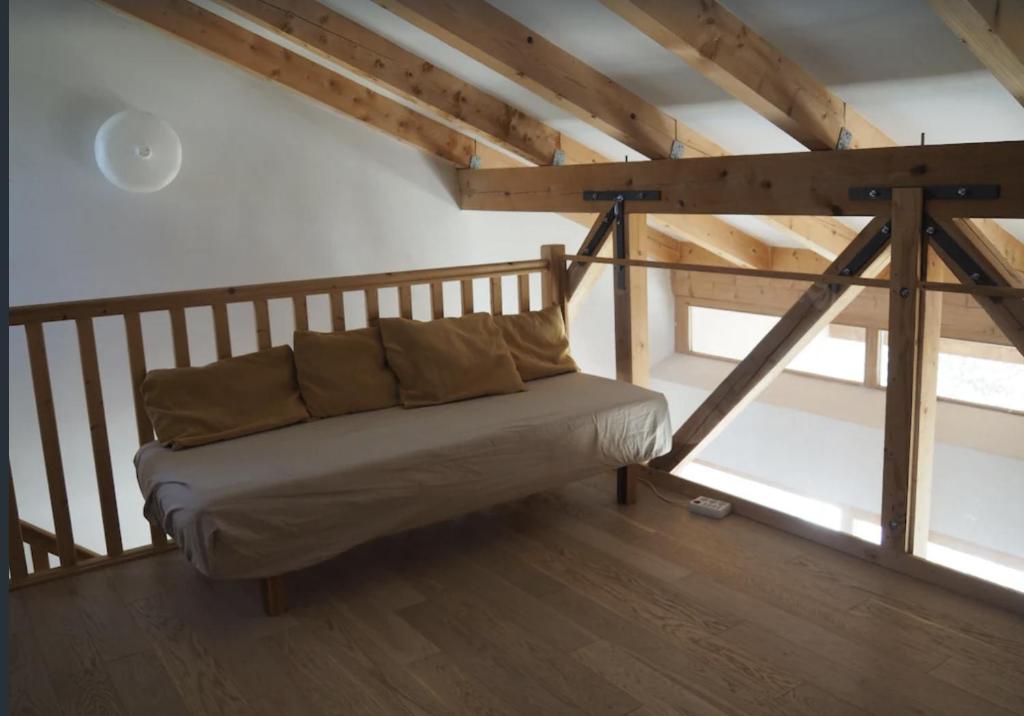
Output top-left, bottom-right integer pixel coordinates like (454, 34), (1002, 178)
(135, 372), (671, 579)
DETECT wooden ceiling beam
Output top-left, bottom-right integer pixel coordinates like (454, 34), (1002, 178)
(602, 0), (894, 151)
(458, 141), (1024, 217)
(929, 0), (1024, 107)
(215, 0), (573, 166)
(603, 0), (1024, 266)
(214, 0), (769, 270)
(99, 0), (497, 169)
(374, 0), (726, 160)
(371, 0), (853, 263)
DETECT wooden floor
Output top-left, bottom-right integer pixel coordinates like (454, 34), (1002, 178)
(10, 476), (1024, 715)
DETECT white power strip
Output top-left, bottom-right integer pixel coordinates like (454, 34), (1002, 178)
(688, 496), (732, 519)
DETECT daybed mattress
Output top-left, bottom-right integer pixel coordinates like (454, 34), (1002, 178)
(135, 372), (671, 579)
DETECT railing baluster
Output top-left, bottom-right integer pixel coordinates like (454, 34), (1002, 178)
(8, 465), (28, 580)
(169, 307), (190, 367)
(76, 318), (123, 557)
(461, 279), (474, 315)
(30, 546), (51, 572)
(123, 313), (154, 445)
(253, 298), (272, 349)
(292, 295), (309, 332)
(398, 285), (413, 319)
(123, 312), (167, 546)
(212, 303), (231, 359)
(24, 323), (76, 567)
(365, 289), (379, 327)
(430, 282), (444, 319)
(518, 274), (531, 313)
(490, 276), (503, 316)
(330, 293), (346, 332)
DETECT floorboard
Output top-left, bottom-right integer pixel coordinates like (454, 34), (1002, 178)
(9, 475), (1023, 716)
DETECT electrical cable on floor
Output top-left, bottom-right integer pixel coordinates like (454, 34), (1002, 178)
(639, 478), (692, 507)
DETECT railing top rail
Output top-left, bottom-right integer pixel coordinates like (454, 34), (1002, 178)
(9, 259), (549, 326)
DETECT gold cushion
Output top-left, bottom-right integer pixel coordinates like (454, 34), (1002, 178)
(141, 345), (310, 449)
(379, 313), (525, 407)
(496, 305), (579, 381)
(293, 328), (399, 418)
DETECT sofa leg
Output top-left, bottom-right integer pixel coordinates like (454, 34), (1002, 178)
(616, 466), (637, 505)
(262, 575), (287, 616)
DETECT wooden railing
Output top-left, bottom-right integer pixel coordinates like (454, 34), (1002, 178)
(8, 246), (567, 589)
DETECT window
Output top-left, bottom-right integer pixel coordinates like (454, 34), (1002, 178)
(688, 306), (866, 382)
(879, 332), (1024, 411)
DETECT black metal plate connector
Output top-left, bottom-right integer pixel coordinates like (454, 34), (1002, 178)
(583, 190), (662, 201)
(849, 185), (1001, 201)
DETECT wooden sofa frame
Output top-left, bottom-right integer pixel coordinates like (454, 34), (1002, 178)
(7, 244), (639, 614)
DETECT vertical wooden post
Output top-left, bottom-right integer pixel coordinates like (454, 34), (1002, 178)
(8, 466), (28, 580)
(124, 312), (168, 546)
(330, 293), (346, 331)
(292, 295), (309, 332)
(211, 303), (232, 359)
(262, 575), (287, 616)
(169, 307), (191, 367)
(614, 212), (649, 386)
(460, 279), (475, 315)
(540, 244), (568, 325)
(398, 285), (413, 319)
(616, 466), (637, 505)
(517, 274), (531, 312)
(365, 289), (380, 327)
(253, 299), (272, 349)
(76, 318), (123, 557)
(881, 188), (930, 551)
(430, 282), (445, 319)
(675, 300), (690, 353)
(908, 248), (943, 557)
(489, 276), (504, 316)
(864, 327), (881, 388)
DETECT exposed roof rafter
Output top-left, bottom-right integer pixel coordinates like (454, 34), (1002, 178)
(928, 0), (1024, 107)
(604, 0), (1024, 275)
(373, 0), (858, 263)
(212, 0), (771, 270)
(601, 0), (894, 151)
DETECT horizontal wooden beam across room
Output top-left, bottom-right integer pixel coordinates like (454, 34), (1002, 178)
(458, 141), (1024, 217)
(604, 0), (1019, 268)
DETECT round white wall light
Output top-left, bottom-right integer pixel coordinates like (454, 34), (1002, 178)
(94, 110), (182, 192)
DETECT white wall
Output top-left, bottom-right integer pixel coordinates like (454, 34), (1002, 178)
(8, 0), (676, 552)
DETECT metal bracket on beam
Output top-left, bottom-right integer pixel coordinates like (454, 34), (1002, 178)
(849, 185), (1001, 201)
(579, 206), (618, 260)
(923, 217), (998, 290)
(669, 139), (685, 159)
(835, 127), (853, 150)
(552, 148), (566, 166)
(582, 190), (662, 201)
(829, 221), (891, 293)
(468, 154), (482, 170)
(582, 190), (662, 289)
